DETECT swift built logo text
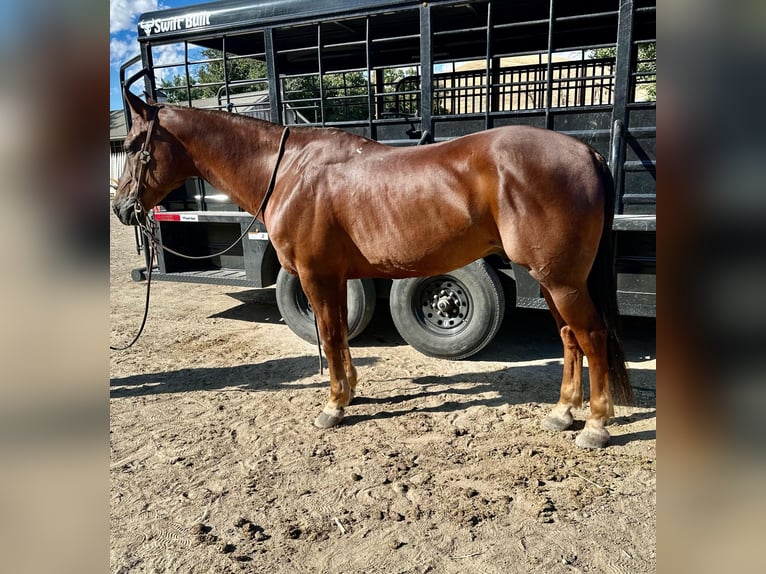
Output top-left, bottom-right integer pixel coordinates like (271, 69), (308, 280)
(140, 12), (212, 36)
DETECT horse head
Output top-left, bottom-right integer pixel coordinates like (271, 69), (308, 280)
(112, 90), (192, 225)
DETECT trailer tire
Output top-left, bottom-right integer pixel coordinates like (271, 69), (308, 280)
(389, 260), (505, 360)
(275, 268), (376, 344)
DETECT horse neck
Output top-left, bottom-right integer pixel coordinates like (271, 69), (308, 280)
(169, 108), (285, 214)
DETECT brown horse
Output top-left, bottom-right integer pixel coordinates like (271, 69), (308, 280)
(113, 90), (631, 448)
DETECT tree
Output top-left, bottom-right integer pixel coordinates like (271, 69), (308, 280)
(589, 42), (656, 101)
(161, 50), (421, 122)
(160, 49), (268, 103)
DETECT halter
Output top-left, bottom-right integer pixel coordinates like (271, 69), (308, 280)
(128, 105), (163, 225)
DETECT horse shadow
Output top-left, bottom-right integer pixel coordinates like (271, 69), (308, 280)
(116, 294), (655, 440)
(111, 352), (655, 444)
(346, 361), (655, 426)
(110, 355), (376, 399)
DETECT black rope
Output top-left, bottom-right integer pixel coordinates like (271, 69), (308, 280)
(110, 234), (155, 351)
(143, 127), (290, 261)
(111, 126), (290, 352)
(314, 315), (323, 376)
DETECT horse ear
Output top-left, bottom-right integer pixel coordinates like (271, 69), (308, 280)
(123, 88), (154, 121)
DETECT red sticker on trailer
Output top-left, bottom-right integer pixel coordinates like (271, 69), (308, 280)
(153, 213), (198, 222)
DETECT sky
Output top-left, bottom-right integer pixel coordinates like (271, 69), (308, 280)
(110, 0), (203, 111)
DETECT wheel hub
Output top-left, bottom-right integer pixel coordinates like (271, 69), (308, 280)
(419, 279), (470, 332)
(434, 290), (460, 316)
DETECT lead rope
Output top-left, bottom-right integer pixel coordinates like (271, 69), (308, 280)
(111, 126), (291, 351)
(142, 127), (290, 261)
(314, 316), (323, 376)
(110, 235), (155, 351)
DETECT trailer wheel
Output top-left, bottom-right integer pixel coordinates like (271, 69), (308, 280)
(275, 268), (376, 344)
(389, 260), (505, 360)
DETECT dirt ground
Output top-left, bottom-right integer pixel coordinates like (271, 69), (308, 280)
(110, 213), (656, 574)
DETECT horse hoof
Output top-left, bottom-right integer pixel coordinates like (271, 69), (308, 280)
(313, 406), (345, 429)
(575, 426), (610, 449)
(541, 412), (573, 432)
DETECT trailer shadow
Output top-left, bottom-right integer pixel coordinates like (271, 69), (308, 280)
(476, 309), (656, 365)
(213, 288), (283, 324)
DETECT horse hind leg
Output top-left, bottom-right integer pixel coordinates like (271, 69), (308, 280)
(540, 287), (584, 433)
(545, 283), (613, 449)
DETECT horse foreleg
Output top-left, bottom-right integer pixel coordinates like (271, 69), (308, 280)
(300, 275), (353, 429)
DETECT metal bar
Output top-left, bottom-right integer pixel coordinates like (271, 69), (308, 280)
(624, 160), (656, 171)
(141, 43), (155, 101)
(544, 0), (555, 129)
(611, 119), (627, 215)
(484, 1), (492, 129)
(365, 17), (375, 137)
(225, 52), (267, 61)
(276, 45), (318, 55)
(322, 39), (368, 49)
(624, 126), (656, 136)
(609, 119), (625, 176)
(185, 54), (229, 65)
(419, 4), (433, 137)
(221, 36), (230, 107)
(493, 19), (550, 30)
(317, 24), (325, 125)
(555, 11), (619, 23)
(370, 34), (421, 43)
(611, 0), (635, 214)
(183, 42), (193, 107)
(433, 26), (487, 37)
(119, 54), (143, 130)
(264, 28), (282, 124)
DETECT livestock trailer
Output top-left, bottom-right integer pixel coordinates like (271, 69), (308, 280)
(120, 0), (656, 358)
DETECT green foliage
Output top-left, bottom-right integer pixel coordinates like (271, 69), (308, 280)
(160, 50), (418, 122)
(634, 43), (656, 101)
(284, 71), (371, 122)
(588, 42), (656, 101)
(160, 49), (268, 104)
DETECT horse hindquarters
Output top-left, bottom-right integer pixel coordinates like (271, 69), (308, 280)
(538, 154), (632, 448)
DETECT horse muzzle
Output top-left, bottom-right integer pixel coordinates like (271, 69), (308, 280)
(112, 196), (142, 226)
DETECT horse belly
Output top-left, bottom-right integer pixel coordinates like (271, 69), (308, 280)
(348, 213), (501, 278)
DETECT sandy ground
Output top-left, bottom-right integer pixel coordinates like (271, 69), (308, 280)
(110, 213), (656, 573)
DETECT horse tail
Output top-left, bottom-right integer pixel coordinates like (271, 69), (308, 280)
(587, 152), (633, 406)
